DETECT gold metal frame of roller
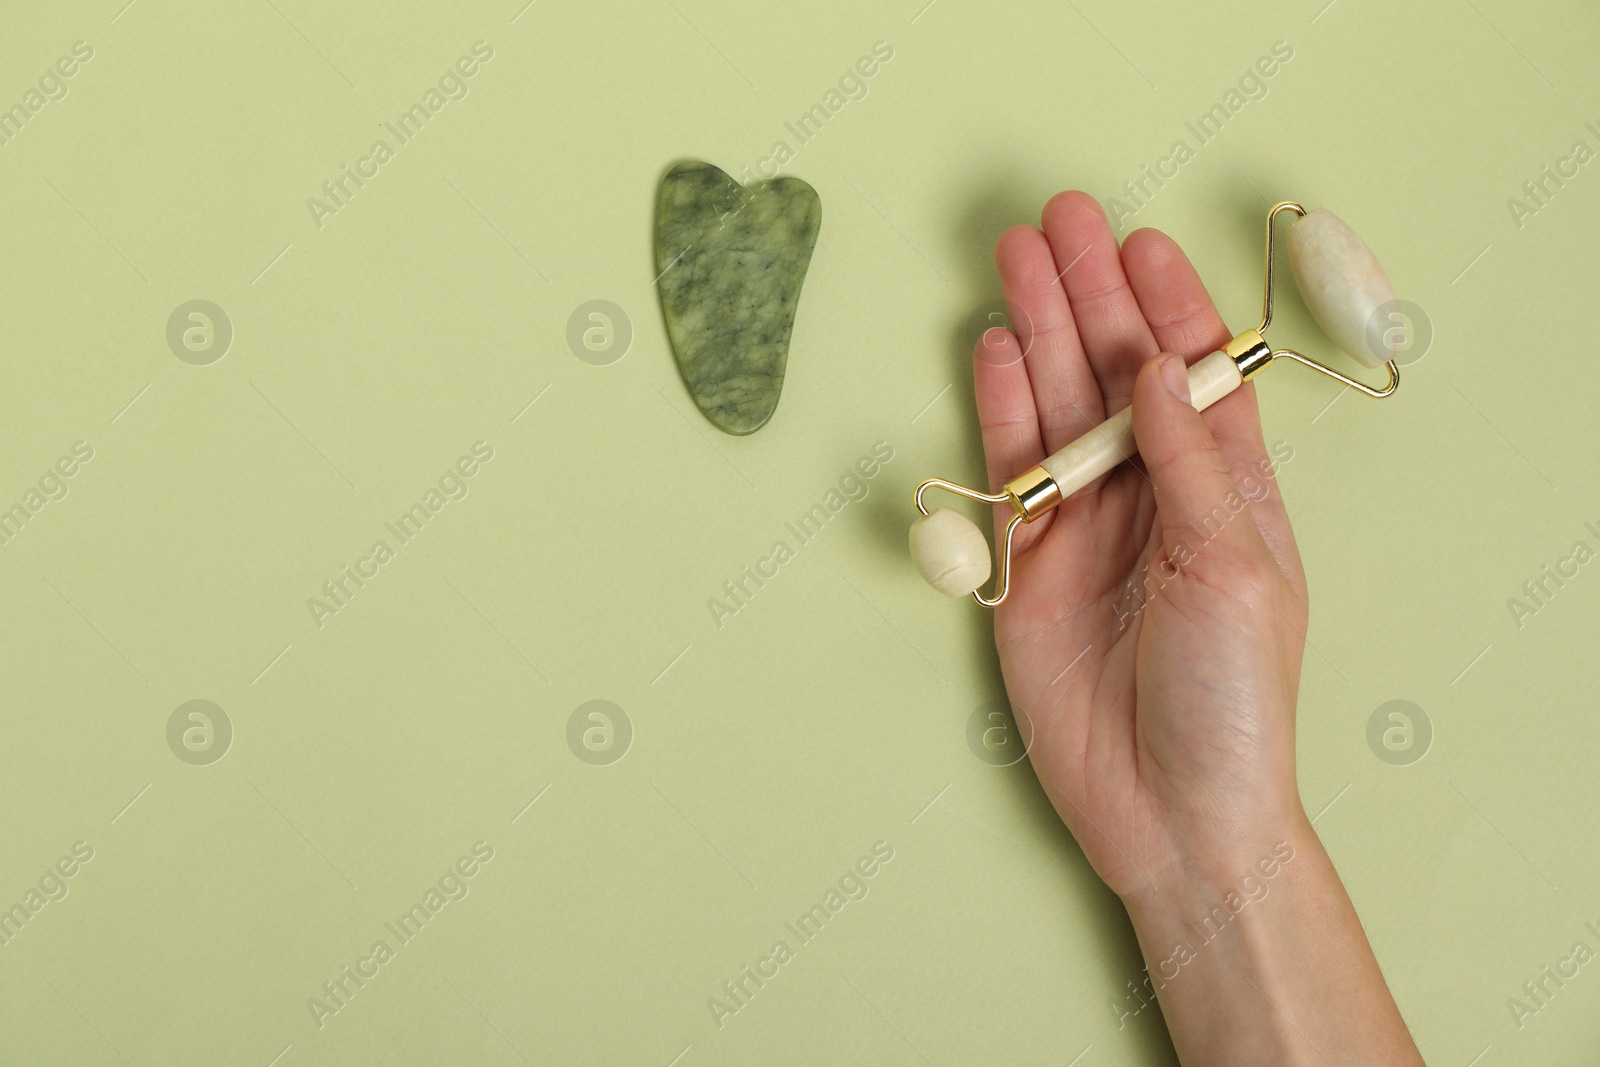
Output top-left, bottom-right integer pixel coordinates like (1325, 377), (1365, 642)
(913, 201), (1401, 608)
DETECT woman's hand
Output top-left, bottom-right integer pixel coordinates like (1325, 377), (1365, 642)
(973, 191), (1421, 1064)
(974, 190), (1307, 900)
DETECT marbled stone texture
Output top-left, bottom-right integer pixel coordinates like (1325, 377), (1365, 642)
(654, 160), (821, 435)
(1286, 207), (1396, 369)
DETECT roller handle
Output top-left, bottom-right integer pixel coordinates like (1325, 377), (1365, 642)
(1039, 350), (1243, 498)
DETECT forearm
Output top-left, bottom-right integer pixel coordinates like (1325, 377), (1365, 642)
(1121, 814), (1423, 1066)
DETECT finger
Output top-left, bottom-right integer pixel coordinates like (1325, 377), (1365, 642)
(1119, 228), (1303, 585)
(994, 224), (1105, 455)
(973, 325), (1043, 492)
(1121, 227), (1266, 474)
(1040, 192), (1158, 414)
(973, 326), (1051, 552)
(1119, 228), (1231, 358)
(1129, 354), (1270, 562)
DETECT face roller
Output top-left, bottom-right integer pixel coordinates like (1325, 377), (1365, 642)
(911, 201), (1401, 605)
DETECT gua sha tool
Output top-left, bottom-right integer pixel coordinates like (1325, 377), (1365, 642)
(655, 160), (821, 436)
(911, 201), (1402, 605)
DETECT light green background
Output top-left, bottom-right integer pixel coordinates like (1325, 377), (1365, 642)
(1, 0), (1597, 1063)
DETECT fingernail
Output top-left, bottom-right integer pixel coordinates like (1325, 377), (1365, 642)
(1160, 355), (1190, 403)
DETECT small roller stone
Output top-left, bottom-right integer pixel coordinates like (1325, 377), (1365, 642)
(1286, 208), (1397, 369)
(910, 508), (991, 597)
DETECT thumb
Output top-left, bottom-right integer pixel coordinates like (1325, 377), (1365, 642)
(1130, 354), (1264, 562)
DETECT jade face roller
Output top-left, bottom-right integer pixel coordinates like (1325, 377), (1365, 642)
(911, 201), (1401, 606)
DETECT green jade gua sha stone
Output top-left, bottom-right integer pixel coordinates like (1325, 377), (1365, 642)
(654, 160), (821, 435)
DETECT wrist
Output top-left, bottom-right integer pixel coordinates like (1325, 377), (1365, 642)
(1113, 814), (1423, 1065)
(1120, 808), (1320, 928)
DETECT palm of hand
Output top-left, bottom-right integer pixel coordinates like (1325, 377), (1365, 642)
(973, 193), (1310, 900)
